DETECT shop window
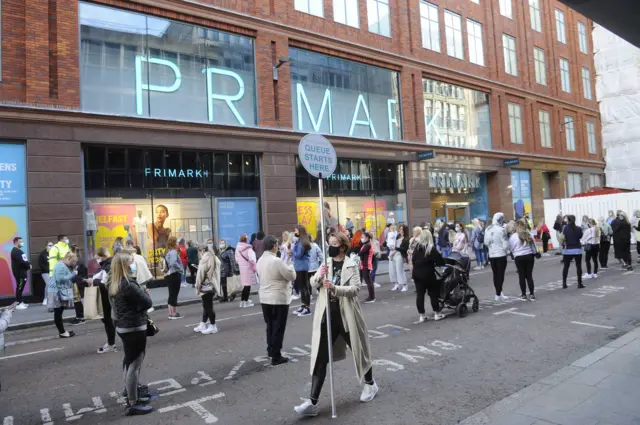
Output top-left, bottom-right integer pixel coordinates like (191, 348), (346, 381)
(213, 153), (227, 190)
(164, 150), (183, 189)
(107, 147), (126, 169)
(542, 172), (552, 199)
(85, 146), (106, 171)
(228, 153), (242, 191)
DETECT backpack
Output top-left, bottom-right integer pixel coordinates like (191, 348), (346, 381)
(476, 228), (485, 244)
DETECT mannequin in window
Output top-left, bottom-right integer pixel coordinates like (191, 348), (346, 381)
(85, 201), (97, 257)
(133, 210), (148, 255)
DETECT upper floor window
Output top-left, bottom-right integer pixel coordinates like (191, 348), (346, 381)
(467, 19), (484, 66)
(555, 9), (566, 44)
(582, 67), (592, 100)
(588, 173), (602, 189)
(444, 11), (464, 60)
(560, 58), (571, 93)
(534, 48), (547, 85)
(334, 0), (359, 28)
(565, 116), (576, 151)
(567, 172), (581, 196)
(420, 1), (441, 52)
(499, 0), (513, 19)
(529, 0), (542, 32)
(539, 110), (552, 147)
(368, 0), (391, 37)
(587, 120), (597, 154)
(503, 34), (518, 76)
(508, 103), (523, 144)
(295, 0), (324, 17)
(578, 22), (589, 53)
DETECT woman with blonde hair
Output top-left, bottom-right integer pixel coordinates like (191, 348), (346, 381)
(411, 229), (446, 322)
(508, 219), (537, 301)
(164, 236), (184, 319)
(408, 226), (423, 261)
(47, 252), (79, 338)
(107, 252), (153, 416)
(581, 218), (601, 279)
(194, 244), (222, 335)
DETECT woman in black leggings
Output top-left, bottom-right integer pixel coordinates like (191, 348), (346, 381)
(411, 229), (446, 322)
(194, 245), (221, 335)
(581, 219), (600, 278)
(508, 220), (537, 300)
(561, 215), (585, 289)
(87, 247), (117, 354)
(164, 237), (184, 319)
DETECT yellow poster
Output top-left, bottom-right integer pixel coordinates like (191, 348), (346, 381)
(297, 201), (318, 235)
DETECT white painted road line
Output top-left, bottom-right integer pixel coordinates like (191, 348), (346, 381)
(571, 321), (615, 330)
(5, 335), (58, 347)
(0, 347), (63, 360)
(493, 308), (535, 317)
(493, 308), (518, 316)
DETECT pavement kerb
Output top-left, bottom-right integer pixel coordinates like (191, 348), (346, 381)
(457, 324), (640, 425)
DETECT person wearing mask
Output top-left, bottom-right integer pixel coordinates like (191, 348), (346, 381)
(186, 241), (199, 287)
(606, 210), (616, 225)
(598, 217), (613, 269)
(471, 219), (485, 270)
(345, 218), (354, 234)
(581, 215), (590, 231)
(218, 239), (238, 303)
(390, 225), (410, 292)
(84, 247), (118, 354)
(178, 239), (189, 287)
(106, 252), (154, 416)
(553, 215), (564, 256)
(112, 237), (124, 254)
(633, 211), (640, 263)
(164, 236), (184, 319)
(370, 233), (381, 289)
(47, 252), (79, 338)
(485, 213), (510, 301)
(10, 236), (31, 310)
(49, 235), (70, 278)
(437, 223), (451, 257)
(67, 244), (87, 326)
(509, 220), (537, 301)
(612, 210), (633, 271)
(538, 220), (551, 256)
(292, 225), (312, 316)
(251, 232), (266, 261)
(581, 218), (601, 279)
(412, 229), (446, 323)
(39, 241), (53, 306)
(257, 236), (297, 366)
(0, 301), (18, 390)
(194, 244), (221, 335)
(235, 234), (258, 308)
(308, 234), (324, 281)
(294, 232), (377, 417)
(562, 215), (586, 289)
(359, 231), (375, 303)
(451, 222), (469, 254)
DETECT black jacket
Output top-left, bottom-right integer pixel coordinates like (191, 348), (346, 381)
(92, 257), (113, 287)
(396, 237), (410, 260)
(412, 245), (445, 282)
(219, 247), (239, 278)
(38, 250), (49, 274)
(11, 247), (30, 280)
(612, 218), (631, 244)
(562, 225), (584, 250)
(110, 277), (152, 330)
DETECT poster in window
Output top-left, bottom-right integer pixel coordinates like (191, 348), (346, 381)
(0, 206), (30, 297)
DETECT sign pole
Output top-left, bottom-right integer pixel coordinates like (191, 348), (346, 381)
(318, 172), (337, 419)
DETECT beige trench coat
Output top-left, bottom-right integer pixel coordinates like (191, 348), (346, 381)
(309, 255), (373, 384)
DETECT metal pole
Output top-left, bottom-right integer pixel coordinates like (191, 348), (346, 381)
(318, 173), (337, 419)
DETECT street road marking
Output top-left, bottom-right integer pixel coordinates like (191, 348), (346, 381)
(192, 371), (216, 387)
(224, 361), (245, 380)
(3, 417), (13, 425)
(377, 324), (410, 331)
(493, 308), (535, 317)
(372, 359), (405, 371)
(0, 347), (63, 360)
(40, 408), (52, 425)
(185, 303), (311, 328)
(158, 393), (226, 424)
(109, 391), (126, 406)
(571, 321), (615, 330)
(5, 335), (58, 347)
(63, 397), (106, 421)
(148, 378), (186, 397)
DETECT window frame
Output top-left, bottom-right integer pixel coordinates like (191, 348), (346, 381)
(444, 10), (464, 60)
(467, 19), (484, 66)
(368, 0), (391, 37)
(567, 172), (582, 196)
(295, 0), (324, 17)
(565, 116), (576, 151)
(499, 0), (513, 19)
(420, 1), (441, 52)
(582, 67), (593, 100)
(587, 120), (597, 154)
(534, 47), (547, 86)
(529, 0), (542, 32)
(555, 9), (567, 44)
(560, 58), (571, 93)
(578, 21), (589, 53)
(333, 0), (359, 28)
(508, 102), (523, 145)
(539, 110), (552, 148)
(502, 34), (518, 76)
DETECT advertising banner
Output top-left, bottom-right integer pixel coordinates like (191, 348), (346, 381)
(94, 203), (136, 254)
(217, 198), (259, 249)
(511, 170), (532, 221)
(0, 206), (29, 297)
(363, 200), (388, 238)
(297, 201), (319, 238)
(0, 143), (26, 205)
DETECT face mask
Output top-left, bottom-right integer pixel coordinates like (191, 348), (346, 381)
(63, 238), (69, 244)
(360, 237), (367, 244)
(618, 215), (624, 220)
(328, 246), (341, 258)
(218, 243), (225, 250)
(129, 263), (137, 274)
(455, 227), (461, 233)
(18, 242), (24, 248)
(294, 232), (300, 237)
(205, 243), (212, 251)
(47, 245), (52, 251)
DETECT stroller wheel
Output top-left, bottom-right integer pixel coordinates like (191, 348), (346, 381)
(456, 303), (468, 318)
(472, 297), (479, 312)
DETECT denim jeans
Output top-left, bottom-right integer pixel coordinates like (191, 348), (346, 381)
(474, 248), (484, 266)
(442, 247), (451, 258)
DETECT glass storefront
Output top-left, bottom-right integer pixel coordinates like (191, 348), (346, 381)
(79, 2), (257, 127)
(429, 170), (489, 224)
(290, 48), (402, 141)
(84, 146), (261, 277)
(296, 158), (407, 241)
(423, 78), (492, 150)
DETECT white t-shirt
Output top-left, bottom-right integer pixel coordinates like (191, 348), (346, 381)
(386, 231), (398, 250)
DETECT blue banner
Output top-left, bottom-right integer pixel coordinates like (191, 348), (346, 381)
(216, 198), (259, 249)
(0, 143), (26, 205)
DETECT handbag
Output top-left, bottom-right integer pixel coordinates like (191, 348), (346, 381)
(199, 282), (214, 293)
(529, 241), (542, 259)
(146, 318), (159, 337)
(83, 286), (103, 320)
(58, 286), (74, 301)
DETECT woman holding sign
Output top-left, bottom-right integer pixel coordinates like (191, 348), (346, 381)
(295, 232), (378, 417)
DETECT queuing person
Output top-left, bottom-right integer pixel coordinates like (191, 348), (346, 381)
(235, 234), (258, 308)
(39, 241), (53, 306)
(86, 247), (117, 354)
(294, 232), (377, 417)
(390, 225), (410, 292)
(218, 239), (238, 302)
(385, 224), (398, 257)
(0, 301), (18, 390)
(633, 211), (640, 263)
(252, 231), (266, 261)
(509, 220), (537, 301)
(411, 229), (445, 323)
(408, 226), (422, 262)
(471, 219), (485, 270)
(47, 252), (78, 338)
(359, 231), (375, 303)
(10, 236), (31, 310)
(68, 244), (86, 326)
(112, 237), (124, 254)
(485, 213), (510, 301)
(612, 210), (633, 271)
(553, 215), (564, 256)
(598, 217), (612, 269)
(538, 220), (551, 256)
(164, 236), (184, 319)
(606, 210), (616, 225)
(561, 215), (586, 289)
(292, 225), (312, 316)
(370, 233), (381, 288)
(581, 215), (590, 230)
(257, 236), (297, 366)
(581, 218), (600, 279)
(186, 241), (199, 286)
(451, 222), (469, 254)
(106, 252), (153, 416)
(130, 247), (154, 313)
(308, 234), (324, 284)
(437, 223), (452, 257)
(349, 228), (363, 256)
(178, 239), (188, 287)
(194, 244), (221, 335)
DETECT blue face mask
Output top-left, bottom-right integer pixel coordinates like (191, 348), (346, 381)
(130, 263), (137, 274)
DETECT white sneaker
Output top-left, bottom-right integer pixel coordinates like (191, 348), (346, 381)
(374, 282), (381, 288)
(582, 273), (592, 279)
(180, 282), (189, 288)
(360, 282), (367, 287)
(201, 324), (219, 334)
(418, 314), (426, 323)
(433, 312), (445, 321)
(96, 343), (117, 354)
(294, 399), (318, 417)
(494, 295), (501, 302)
(15, 303), (28, 310)
(500, 294), (509, 301)
(391, 284), (399, 291)
(473, 266), (483, 271)
(360, 381), (379, 402)
(291, 294), (301, 300)
(193, 322), (207, 333)
(400, 285), (408, 292)
(244, 300), (255, 308)
(593, 273), (598, 278)
(239, 301), (246, 308)
(147, 307), (155, 314)
(42, 299), (48, 306)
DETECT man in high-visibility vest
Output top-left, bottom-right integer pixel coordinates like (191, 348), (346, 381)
(48, 235), (70, 272)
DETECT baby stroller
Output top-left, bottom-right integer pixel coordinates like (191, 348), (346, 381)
(436, 251), (479, 318)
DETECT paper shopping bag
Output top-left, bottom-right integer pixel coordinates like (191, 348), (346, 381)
(226, 275), (243, 297)
(84, 286), (103, 320)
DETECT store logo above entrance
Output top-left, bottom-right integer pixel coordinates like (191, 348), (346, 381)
(326, 173), (362, 181)
(144, 168), (209, 178)
(429, 172), (481, 190)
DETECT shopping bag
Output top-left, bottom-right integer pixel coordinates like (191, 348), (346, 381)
(84, 286), (103, 320)
(226, 275), (243, 297)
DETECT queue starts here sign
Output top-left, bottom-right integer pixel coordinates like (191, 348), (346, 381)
(298, 134), (337, 179)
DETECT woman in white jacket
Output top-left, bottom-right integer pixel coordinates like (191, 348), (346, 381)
(581, 218), (600, 279)
(508, 219), (537, 301)
(484, 212), (510, 301)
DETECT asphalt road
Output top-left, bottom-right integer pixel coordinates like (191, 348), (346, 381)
(1, 254), (639, 425)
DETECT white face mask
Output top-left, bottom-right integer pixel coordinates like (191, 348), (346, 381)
(18, 242), (24, 248)
(360, 237), (367, 244)
(63, 238), (69, 244)
(207, 244), (214, 251)
(218, 243), (225, 249)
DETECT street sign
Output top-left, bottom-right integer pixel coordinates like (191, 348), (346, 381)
(298, 134), (337, 179)
(417, 150), (435, 160)
(503, 158), (520, 166)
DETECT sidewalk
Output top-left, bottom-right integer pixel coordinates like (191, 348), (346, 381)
(459, 326), (640, 425)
